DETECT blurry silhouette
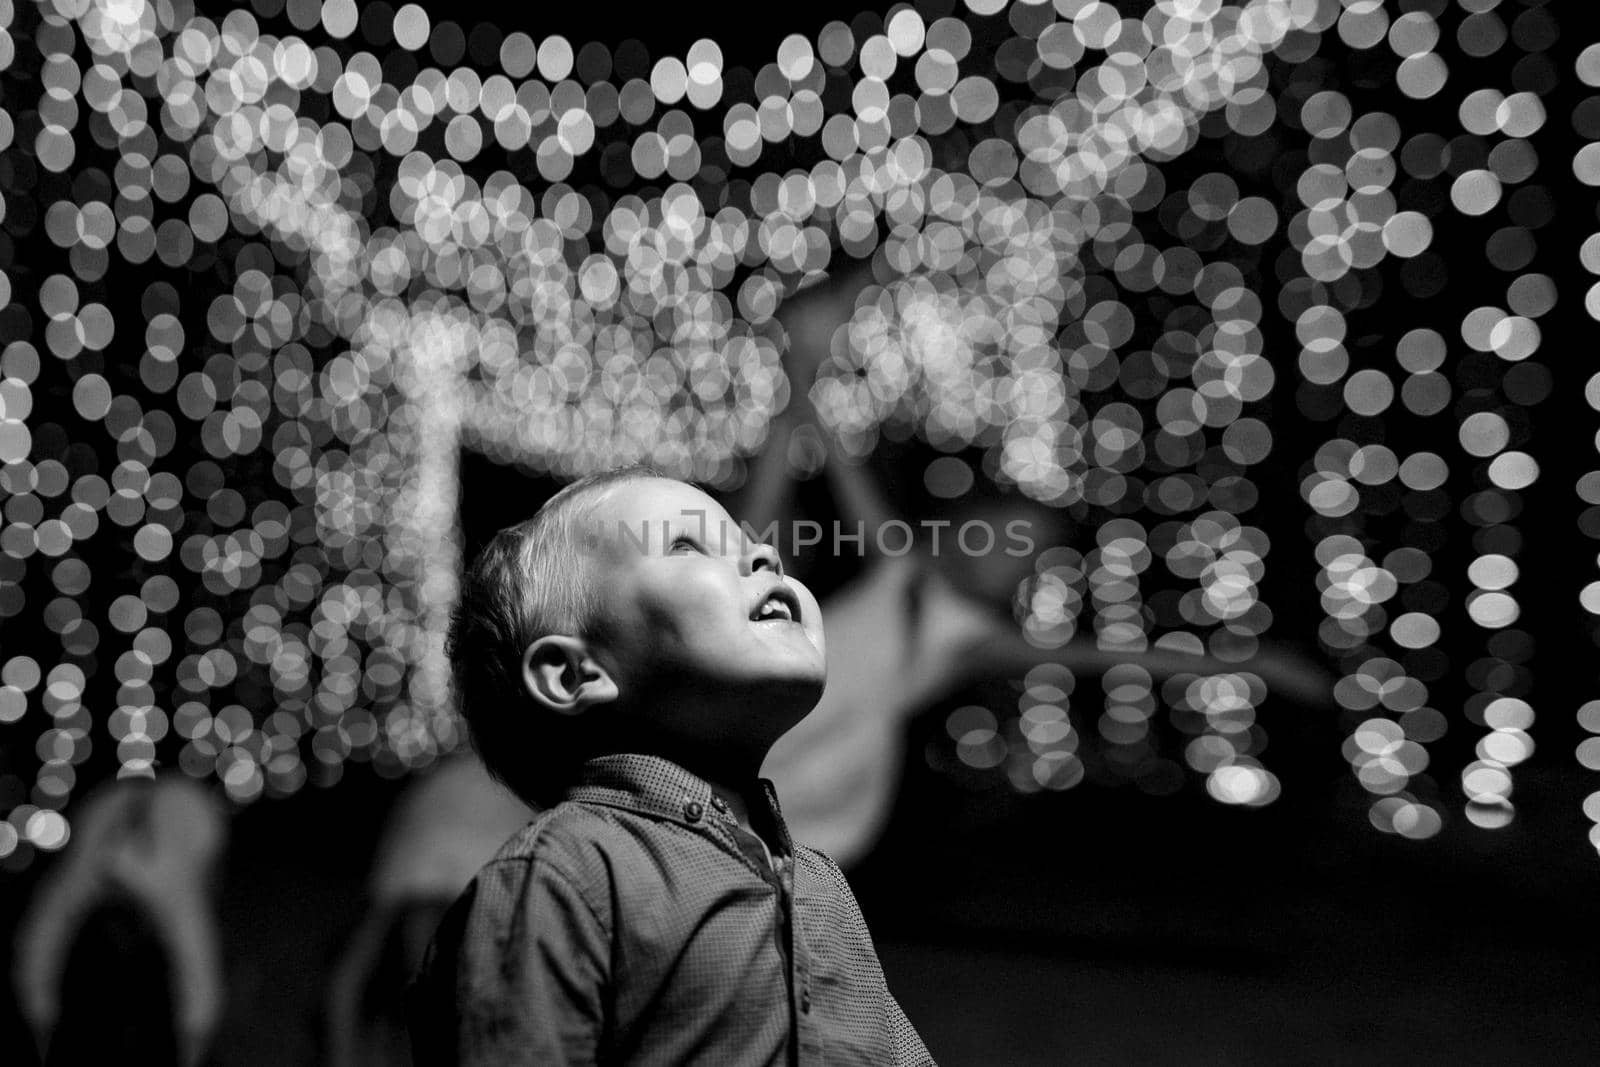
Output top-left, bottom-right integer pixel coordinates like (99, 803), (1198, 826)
(13, 774), (227, 1067)
(744, 267), (1333, 869)
(324, 753), (533, 1067)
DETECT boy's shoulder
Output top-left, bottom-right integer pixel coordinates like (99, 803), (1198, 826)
(790, 841), (860, 900)
(483, 796), (619, 873)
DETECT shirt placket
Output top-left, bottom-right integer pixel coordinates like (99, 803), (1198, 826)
(756, 784), (822, 1065)
(707, 799), (819, 1064)
(780, 850), (822, 1064)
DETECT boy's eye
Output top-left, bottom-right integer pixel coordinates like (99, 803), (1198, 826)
(669, 535), (700, 554)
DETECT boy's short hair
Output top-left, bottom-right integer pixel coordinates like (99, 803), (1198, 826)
(446, 464), (662, 806)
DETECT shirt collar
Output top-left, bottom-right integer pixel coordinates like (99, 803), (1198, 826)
(566, 753), (794, 853)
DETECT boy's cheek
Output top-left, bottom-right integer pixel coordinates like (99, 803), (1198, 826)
(636, 566), (736, 634)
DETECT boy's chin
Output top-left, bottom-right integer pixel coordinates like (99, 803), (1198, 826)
(717, 651), (826, 697)
(761, 663), (827, 697)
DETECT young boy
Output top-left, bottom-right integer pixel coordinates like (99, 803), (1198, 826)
(407, 466), (935, 1065)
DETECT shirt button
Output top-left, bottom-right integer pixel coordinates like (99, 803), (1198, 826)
(800, 989), (811, 1014)
(683, 799), (704, 822)
(710, 795), (729, 815)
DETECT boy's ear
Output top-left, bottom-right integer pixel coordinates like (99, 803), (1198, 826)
(521, 636), (618, 715)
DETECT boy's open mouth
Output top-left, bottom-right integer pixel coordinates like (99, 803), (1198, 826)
(750, 586), (802, 624)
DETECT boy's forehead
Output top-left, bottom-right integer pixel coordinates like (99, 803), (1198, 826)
(581, 478), (736, 549)
(592, 477), (720, 518)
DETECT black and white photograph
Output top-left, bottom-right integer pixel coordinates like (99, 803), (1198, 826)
(0, 0), (1595, 1062)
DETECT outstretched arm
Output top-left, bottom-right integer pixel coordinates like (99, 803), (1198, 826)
(783, 260), (904, 553)
(722, 278), (840, 542)
(731, 259), (900, 556)
(728, 394), (804, 548)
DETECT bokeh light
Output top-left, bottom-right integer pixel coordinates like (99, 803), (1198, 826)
(0, 0), (1584, 868)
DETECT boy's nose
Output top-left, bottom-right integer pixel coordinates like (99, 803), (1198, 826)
(741, 541), (783, 578)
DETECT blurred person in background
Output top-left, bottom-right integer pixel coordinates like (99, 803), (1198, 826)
(744, 266), (1332, 869)
(324, 752), (533, 1067)
(12, 773), (227, 1067)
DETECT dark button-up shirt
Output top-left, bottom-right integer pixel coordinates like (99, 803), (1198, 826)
(408, 753), (935, 1066)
